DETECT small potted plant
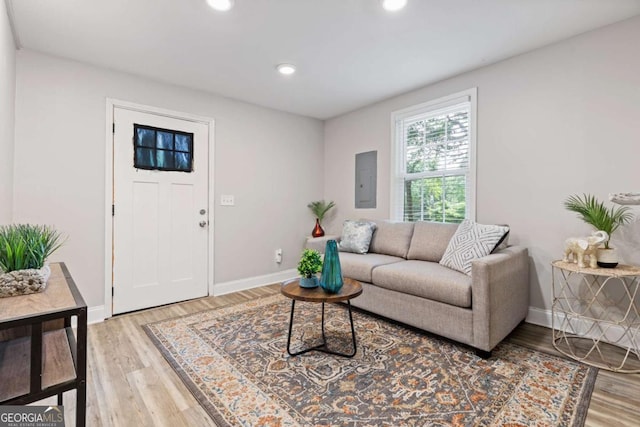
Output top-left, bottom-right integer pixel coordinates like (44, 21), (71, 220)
(297, 249), (322, 288)
(564, 194), (633, 268)
(0, 224), (65, 297)
(307, 200), (336, 237)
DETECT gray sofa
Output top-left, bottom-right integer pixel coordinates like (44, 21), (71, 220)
(307, 220), (529, 357)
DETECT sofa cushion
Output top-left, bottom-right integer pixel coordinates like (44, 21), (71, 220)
(339, 252), (404, 284)
(407, 221), (459, 262)
(338, 220), (377, 254)
(368, 221), (415, 258)
(372, 260), (472, 308)
(439, 219), (509, 275)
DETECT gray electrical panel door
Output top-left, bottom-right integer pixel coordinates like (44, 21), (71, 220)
(355, 151), (377, 209)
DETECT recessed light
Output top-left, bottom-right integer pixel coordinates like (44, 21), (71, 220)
(207, 0), (234, 12)
(381, 0), (407, 12)
(276, 64), (296, 75)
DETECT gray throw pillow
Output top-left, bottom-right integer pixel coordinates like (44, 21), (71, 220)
(439, 219), (509, 275)
(338, 220), (377, 254)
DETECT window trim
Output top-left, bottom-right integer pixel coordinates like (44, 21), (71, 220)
(390, 88), (477, 222)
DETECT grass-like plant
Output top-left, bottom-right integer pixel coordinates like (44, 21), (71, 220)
(297, 249), (323, 278)
(307, 200), (336, 222)
(0, 224), (65, 273)
(564, 194), (633, 249)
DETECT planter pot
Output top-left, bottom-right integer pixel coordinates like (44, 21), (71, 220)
(597, 248), (619, 268)
(0, 264), (51, 298)
(299, 276), (319, 289)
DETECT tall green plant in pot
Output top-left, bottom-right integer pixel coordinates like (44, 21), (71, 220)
(308, 200), (336, 238)
(297, 249), (322, 288)
(564, 194), (633, 268)
(0, 224), (66, 297)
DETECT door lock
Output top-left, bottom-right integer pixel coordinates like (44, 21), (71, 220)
(199, 220), (208, 228)
(199, 209), (206, 215)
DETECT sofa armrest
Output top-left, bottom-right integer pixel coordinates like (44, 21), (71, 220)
(471, 246), (529, 351)
(305, 235), (340, 254)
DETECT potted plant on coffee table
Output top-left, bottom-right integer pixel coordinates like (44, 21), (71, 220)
(564, 194), (633, 268)
(307, 200), (336, 237)
(297, 249), (322, 288)
(0, 224), (65, 297)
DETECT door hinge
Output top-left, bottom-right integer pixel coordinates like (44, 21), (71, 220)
(112, 123), (115, 134)
(112, 287), (114, 297)
(112, 204), (115, 216)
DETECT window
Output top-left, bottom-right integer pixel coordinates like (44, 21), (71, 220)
(133, 124), (193, 172)
(391, 89), (476, 223)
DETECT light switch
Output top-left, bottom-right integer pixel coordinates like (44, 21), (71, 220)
(221, 195), (235, 206)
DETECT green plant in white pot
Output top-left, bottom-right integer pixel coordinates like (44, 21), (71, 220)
(297, 249), (322, 288)
(0, 224), (66, 297)
(564, 194), (633, 268)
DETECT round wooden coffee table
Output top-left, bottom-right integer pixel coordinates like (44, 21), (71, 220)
(281, 278), (362, 358)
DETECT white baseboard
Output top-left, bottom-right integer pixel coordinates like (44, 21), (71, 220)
(68, 305), (105, 327)
(526, 306), (636, 349)
(526, 306), (554, 327)
(213, 269), (298, 296)
(88, 305), (105, 324)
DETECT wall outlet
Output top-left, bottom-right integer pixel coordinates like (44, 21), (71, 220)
(220, 195), (235, 206)
(275, 248), (283, 264)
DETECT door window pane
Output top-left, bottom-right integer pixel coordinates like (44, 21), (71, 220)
(175, 134), (191, 152)
(135, 147), (155, 168)
(136, 128), (155, 148)
(133, 124), (193, 172)
(174, 152), (191, 170)
(157, 131), (174, 150)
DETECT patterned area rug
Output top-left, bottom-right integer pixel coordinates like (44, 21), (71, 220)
(143, 295), (597, 427)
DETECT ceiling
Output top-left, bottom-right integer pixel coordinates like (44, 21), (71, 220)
(7, 0), (640, 119)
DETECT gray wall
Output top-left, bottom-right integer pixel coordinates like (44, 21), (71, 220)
(14, 51), (324, 308)
(0, 1), (15, 223)
(323, 16), (640, 312)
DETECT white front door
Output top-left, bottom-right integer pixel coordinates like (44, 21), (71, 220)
(112, 107), (209, 314)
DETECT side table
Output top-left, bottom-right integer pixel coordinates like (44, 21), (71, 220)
(281, 278), (362, 358)
(0, 263), (87, 425)
(551, 260), (640, 373)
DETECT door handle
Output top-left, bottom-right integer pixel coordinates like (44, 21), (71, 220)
(199, 221), (208, 228)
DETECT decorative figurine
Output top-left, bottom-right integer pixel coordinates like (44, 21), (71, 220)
(563, 230), (608, 269)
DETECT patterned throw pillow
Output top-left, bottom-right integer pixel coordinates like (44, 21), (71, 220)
(338, 220), (377, 254)
(439, 219), (509, 275)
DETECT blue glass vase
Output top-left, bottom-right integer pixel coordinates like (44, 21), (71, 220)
(320, 240), (343, 293)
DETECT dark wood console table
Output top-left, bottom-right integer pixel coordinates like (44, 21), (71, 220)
(0, 262), (87, 427)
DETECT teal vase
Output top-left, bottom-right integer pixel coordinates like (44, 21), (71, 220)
(320, 240), (343, 293)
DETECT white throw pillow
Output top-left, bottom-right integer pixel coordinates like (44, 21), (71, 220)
(439, 219), (509, 275)
(338, 220), (377, 254)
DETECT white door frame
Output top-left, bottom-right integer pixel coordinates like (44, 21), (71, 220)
(104, 99), (215, 319)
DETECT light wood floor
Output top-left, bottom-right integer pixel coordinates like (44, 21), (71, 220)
(36, 285), (640, 427)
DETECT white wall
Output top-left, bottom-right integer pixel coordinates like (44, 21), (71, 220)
(0, 1), (15, 223)
(14, 51), (324, 309)
(324, 16), (640, 312)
